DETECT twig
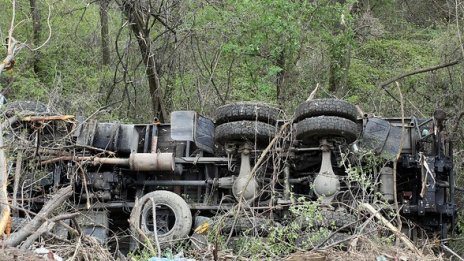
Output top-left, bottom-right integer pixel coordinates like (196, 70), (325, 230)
(442, 244), (464, 261)
(128, 197), (157, 255)
(306, 83), (319, 101)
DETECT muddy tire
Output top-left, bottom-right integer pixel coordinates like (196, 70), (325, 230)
(215, 121), (276, 145)
(130, 190), (192, 245)
(295, 116), (359, 144)
(215, 102), (282, 125)
(294, 99), (358, 122)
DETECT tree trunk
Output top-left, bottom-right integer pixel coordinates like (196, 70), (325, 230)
(119, 2), (167, 122)
(275, 51), (286, 106)
(29, 0), (41, 74)
(328, 1), (354, 95)
(328, 44), (351, 94)
(100, 0), (110, 66)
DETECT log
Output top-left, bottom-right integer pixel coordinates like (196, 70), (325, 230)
(5, 185), (73, 247)
(20, 212), (79, 250)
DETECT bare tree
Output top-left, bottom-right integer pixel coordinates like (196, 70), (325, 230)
(100, 0), (110, 66)
(117, 0), (179, 122)
(29, 0), (41, 74)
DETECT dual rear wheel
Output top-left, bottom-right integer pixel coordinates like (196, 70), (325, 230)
(214, 99), (360, 145)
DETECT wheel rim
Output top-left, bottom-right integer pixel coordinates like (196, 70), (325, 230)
(141, 203), (176, 236)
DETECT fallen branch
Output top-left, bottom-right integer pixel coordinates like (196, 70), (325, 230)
(360, 203), (422, 256)
(5, 185), (73, 247)
(379, 59), (461, 89)
(0, 114), (10, 236)
(0, 0), (24, 235)
(20, 115), (75, 122)
(20, 212), (79, 250)
(393, 82), (405, 231)
(128, 197), (157, 255)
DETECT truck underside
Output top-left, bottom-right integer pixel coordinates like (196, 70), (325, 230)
(2, 99), (457, 249)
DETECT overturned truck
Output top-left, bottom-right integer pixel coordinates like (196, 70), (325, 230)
(3, 99), (457, 247)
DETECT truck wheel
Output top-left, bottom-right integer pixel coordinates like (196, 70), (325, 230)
(130, 190), (192, 245)
(294, 99), (358, 122)
(296, 116), (359, 144)
(215, 102), (282, 125)
(215, 121), (276, 145)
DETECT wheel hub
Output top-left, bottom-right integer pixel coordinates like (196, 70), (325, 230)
(313, 139), (339, 202)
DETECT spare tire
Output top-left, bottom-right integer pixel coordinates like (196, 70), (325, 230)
(294, 99), (358, 122)
(215, 102), (282, 125)
(215, 121), (276, 145)
(130, 190), (192, 245)
(296, 116), (359, 144)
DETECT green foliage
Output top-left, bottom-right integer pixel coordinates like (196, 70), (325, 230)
(214, 199), (330, 259)
(181, 0), (358, 109)
(347, 33), (443, 115)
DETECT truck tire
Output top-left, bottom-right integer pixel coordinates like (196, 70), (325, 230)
(294, 99), (358, 122)
(295, 116), (359, 144)
(215, 102), (282, 125)
(130, 190), (192, 245)
(215, 121), (276, 145)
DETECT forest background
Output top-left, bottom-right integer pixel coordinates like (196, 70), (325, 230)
(1, 0), (464, 254)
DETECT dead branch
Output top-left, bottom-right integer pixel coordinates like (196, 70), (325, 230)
(0, 115), (10, 236)
(12, 131), (25, 215)
(306, 83), (319, 101)
(20, 115), (75, 122)
(361, 203), (422, 256)
(5, 185), (73, 247)
(128, 197), (157, 255)
(380, 59), (461, 89)
(20, 213), (79, 250)
(393, 82), (405, 231)
(0, 0), (20, 235)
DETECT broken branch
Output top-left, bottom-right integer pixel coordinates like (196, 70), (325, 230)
(5, 185), (73, 247)
(361, 203), (422, 256)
